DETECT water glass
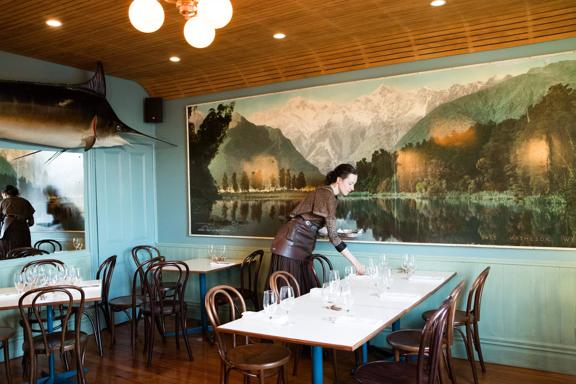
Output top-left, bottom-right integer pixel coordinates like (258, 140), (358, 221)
(344, 265), (356, 278)
(321, 282), (332, 307)
(279, 286), (295, 315)
(328, 270), (340, 283)
(340, 284), (354, 313)
(263, 290), (278, 319)
(385, 267), (393, 290)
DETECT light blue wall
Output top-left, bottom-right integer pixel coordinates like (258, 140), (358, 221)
(156, 38), (576, 375)
(0, 51), (158, 358)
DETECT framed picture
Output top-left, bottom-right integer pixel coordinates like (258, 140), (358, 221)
(186, 51), (576, 248)
(0, 148), (84, 232)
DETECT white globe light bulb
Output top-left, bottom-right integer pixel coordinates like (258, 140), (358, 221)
(184, 18), (216, 48)
(129, 0), (165, 33)
(197, 0), (233, 29)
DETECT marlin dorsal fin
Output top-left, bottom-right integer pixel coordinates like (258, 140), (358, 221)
(79, 61), (106, 96)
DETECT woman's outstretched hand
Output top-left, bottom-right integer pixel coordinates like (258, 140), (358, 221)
(355, 263), (366, 275)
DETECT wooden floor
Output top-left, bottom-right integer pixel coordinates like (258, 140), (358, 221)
(8, 323), (576, 384)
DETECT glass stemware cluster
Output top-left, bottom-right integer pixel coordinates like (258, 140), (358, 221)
(72, 237), (84, 250)
(262, 285), (296, 320)
(321, 270), (354, 313)
(367, 256), (394, 297)
(13, 264), (81, 294)
(208, 245), (227, 263)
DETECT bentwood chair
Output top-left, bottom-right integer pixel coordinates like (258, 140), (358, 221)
(0, 327), (15, 384)
(309, 253), (334, 288)
(387, 281), (466, 384)
(354, 297), (452, 384)
(239, 249), (264, 310)
(141, 260), (192, 367)
(132, 245), (178, 294)
(422, 267), (491, 384)
(206, 285), (291, 384)
(19, 286), (89, 384)
(34, 239), (63, 253)
(108, 256), (164, 348)
(269, 271), (341, 381)
(89, 255), (116, 357)
(7, 247), (48, 259)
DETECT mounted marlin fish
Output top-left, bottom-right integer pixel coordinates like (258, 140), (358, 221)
(0, 62), (174, 151)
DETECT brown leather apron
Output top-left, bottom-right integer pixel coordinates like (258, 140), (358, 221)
(271, 217), (319, 260)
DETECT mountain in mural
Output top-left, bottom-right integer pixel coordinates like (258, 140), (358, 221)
(397, 60), (576, 148)
(208, 114), (324, 188)
(249, 81), (494, 172)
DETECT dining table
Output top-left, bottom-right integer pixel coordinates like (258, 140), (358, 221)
(0, 280), (102, 384)
(218, 270), (456, 384)
(166, 257), (243, 338)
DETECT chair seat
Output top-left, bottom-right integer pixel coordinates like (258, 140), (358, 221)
(0, 327), (14, 341)
(422, 309), (473, 326)
(355, 360), (425, 384)
(227, 343), (291, 371)
(386, 329), (421, 353)
(142, 300), (184, 315)
(24, 332), (89, 353)
(109, 295), (142, 309)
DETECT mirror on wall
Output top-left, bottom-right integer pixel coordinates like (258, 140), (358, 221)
(0, 148), (85, 260)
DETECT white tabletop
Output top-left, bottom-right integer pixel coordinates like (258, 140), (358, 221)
(218, 271), (455, 351)
(0, 280), (102, 310)
(172, 258), (243, 273)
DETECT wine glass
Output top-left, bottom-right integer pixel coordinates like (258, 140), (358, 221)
(344, 265), (356, 279)
(13, 272), (25, 293)
(219, 245), (227, 263)
(340, 284), (354, 313)
(262, 290), (277, 320)
(321, 282), (332, 307)
(408, 255), (416, 277)
(279, 286), (295, 315)
(385, 267), (393, 290)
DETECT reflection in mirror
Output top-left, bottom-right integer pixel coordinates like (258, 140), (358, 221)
(0, 148), (85, 259)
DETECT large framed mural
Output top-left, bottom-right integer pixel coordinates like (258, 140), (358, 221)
(0, 149), (84, 232)
(187, 51), (576, 248)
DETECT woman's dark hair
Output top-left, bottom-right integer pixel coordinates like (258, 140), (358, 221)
(2, 185), (19, 197)
(325, 164), (357, 185)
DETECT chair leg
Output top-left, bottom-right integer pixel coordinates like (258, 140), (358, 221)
(62, 351), (71, 371)
(181, 312), (193, 361)
(444, 346), (457, 384)
(393, 348), (400, 362)
(175, 315), (181, 350)
(110, 310), (117, 345)
(76, 346), (86, 384)
(459, 325), (479, 384)
(29, 353), (36, 384)
(2, 341), (11, 384)
(92, 305), (103, 357)
(259, 370), (265, 384)
(146, 315), (156, 367)
(331, 349), (339, 383)
(472, 321), (486, 373)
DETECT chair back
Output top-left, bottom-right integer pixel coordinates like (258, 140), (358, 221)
(7, 247), (48, 259)
(131, 245), (161, 268)
(465, 267), (490, 322)
(446, 280), (465, 346)
(205, 285), (248, 363)
(269, 271), (301, 298)
(309, 253), (334, 288)
(240, 250), (263, 298)
(18, 285), (85, 355)
(21, 259), (65, 273)
(34, 239), (63, 253)
(142, 260), (189, 319)
(97, 256), (117, 304)
(417, 297), (451, 384)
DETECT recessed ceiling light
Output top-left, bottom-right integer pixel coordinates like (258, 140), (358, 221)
(430, 0), (446, 6)
(273, 33), (286, 40)
(169, 56), (181, 62)
(46, 19), (62, 27)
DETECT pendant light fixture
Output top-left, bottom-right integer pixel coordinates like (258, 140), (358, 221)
(128, 0), (233, 48)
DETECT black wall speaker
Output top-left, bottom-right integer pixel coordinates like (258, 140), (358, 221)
(144, 97), (163, 123)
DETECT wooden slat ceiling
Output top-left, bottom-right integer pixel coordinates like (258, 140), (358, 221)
(0, 0), (575, 99)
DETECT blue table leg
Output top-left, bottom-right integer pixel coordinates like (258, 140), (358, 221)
(311, 346), (324, 384)
(47, 305), (55, 384)
(362, 343), (368, 364)
(392, 319), (400, 331)
(199, 273), (208, 335)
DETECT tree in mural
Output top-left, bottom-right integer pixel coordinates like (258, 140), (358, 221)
(188, 102), (235, 199)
